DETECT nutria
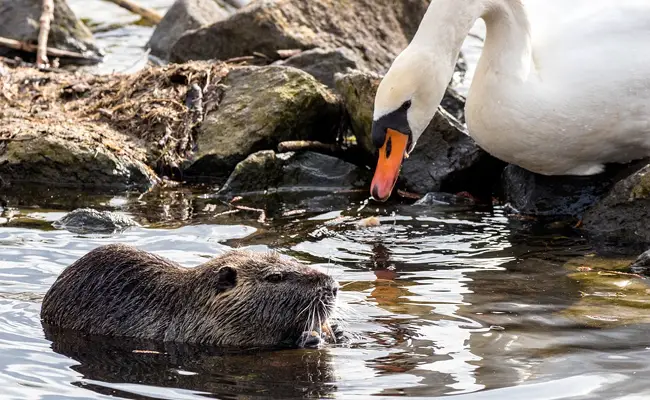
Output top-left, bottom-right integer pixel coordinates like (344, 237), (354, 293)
(41, 244), (340, 348)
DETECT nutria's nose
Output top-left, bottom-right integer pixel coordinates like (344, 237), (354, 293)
(324, 281), (339, 299)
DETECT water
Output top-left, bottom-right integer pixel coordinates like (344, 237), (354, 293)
(4, 2), (650, 399)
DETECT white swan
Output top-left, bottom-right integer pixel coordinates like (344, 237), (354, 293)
(369, 0), (650, 202)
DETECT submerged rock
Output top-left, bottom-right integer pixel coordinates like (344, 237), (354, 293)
(170, 0), (464, 75)
(53, 208), (139, 234)
(276, 48), (359, 89)
(335, 69), (503, 196)
(219, 150), (370, 195)
(185, 66), (341, 182)
(0, 0), (103, 62)
(147, 0), (235, 60)
(583, 163), (650, 253)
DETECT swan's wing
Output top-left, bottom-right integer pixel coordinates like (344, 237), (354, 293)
(525, 0), (650, 85)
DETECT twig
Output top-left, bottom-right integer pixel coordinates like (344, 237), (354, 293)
(36, 0), (54, 67)
(233, 205), (266, 224)
(223, 55), (256, 64)
(277, 140), (339, 153)
(105, 0), (163, 25)
(0, 37), (102, 63)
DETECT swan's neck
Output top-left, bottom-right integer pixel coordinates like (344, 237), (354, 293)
(479, 0), (534, 82)
(411, 0), (534, 84)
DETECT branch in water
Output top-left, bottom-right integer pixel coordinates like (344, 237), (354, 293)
(105, 0), (163, 25)
(36, 0), (54, 67)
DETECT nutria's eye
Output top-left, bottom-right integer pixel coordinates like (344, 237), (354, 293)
(265, 272), (283, 283)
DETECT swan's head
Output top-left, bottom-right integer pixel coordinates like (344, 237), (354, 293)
(369, 48), (448, 202)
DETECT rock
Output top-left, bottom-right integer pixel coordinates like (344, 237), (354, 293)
(53, 208), (139, 234)
(170, 0), (464, 75)
(185, 65), (341, 182)
(219, 150), (370, 195)
(583, 163), (650, 253)
(503, 161), (648, 218)
(0, 120), (160, 191)
(629, 249), (650, 275)
(146, 0), (235, 60)
(334, 70), (382, 158)
(276, 48), (359, 88)
(334, 69), (503, 196)
(0, 0), (103, 62)
(400, 108), (502, 196)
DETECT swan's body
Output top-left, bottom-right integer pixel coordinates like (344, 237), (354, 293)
(369, 0), (650, 201)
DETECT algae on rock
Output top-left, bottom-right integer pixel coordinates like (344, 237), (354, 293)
(186, 66), (342, 182)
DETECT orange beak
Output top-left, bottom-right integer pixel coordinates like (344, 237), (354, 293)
(370, 129), (409, 202)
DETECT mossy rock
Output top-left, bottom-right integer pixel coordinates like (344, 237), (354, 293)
(0, 120), (159, 191)
(185, 65), (341, 182)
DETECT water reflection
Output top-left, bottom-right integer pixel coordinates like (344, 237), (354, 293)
(45, 327), (338, 399)
(2, 187), (650, 399)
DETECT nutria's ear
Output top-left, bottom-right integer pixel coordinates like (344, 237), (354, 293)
(216, 266), (237, 291)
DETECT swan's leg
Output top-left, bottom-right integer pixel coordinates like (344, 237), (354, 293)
(563, 164), (606, 176)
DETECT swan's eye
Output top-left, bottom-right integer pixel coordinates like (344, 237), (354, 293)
(265, 272), (283, 283)
(403, 100), (412, 109)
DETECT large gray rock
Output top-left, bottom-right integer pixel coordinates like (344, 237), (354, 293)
(184, 65), (341, 182)
(583, 163), (650, 253)
(0, 0), (102, 62)
(219, 150), (370, 194)
(0, 119), (160, 191)
(276, 48), (359, 89)
(53, 208), (139, 234)
(334, 69), (503, 196)
(147, 0), (235, 60)
(170, 0), (463, 75)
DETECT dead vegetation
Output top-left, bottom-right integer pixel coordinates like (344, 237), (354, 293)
(0, 60), (231, 175)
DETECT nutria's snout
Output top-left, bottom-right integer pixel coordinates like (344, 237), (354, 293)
(40, 244), (344, 349)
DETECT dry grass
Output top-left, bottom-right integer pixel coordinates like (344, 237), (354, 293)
(0, 60), (231, 171)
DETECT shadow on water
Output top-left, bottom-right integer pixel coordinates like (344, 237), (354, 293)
(43, 326), (337, 400)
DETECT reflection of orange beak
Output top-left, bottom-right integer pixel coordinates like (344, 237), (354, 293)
(370, 129), (409, 202)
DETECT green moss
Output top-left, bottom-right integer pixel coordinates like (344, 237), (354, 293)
(630, 170), (650, 200)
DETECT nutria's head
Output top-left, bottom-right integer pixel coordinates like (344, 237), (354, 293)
(187, 250), (339, 348)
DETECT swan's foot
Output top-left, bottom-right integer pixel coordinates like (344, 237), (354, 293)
(564, 164), (605, 176)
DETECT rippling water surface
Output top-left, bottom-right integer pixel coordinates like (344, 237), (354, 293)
(5, 1), (650, 399)
(2, 186), (650, 400)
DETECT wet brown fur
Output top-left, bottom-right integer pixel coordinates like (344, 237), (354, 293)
(40, 244), (338, 348)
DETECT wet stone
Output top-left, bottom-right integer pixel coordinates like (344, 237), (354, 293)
(219, 150), (370, 195)
(53, 208), (139, 234)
